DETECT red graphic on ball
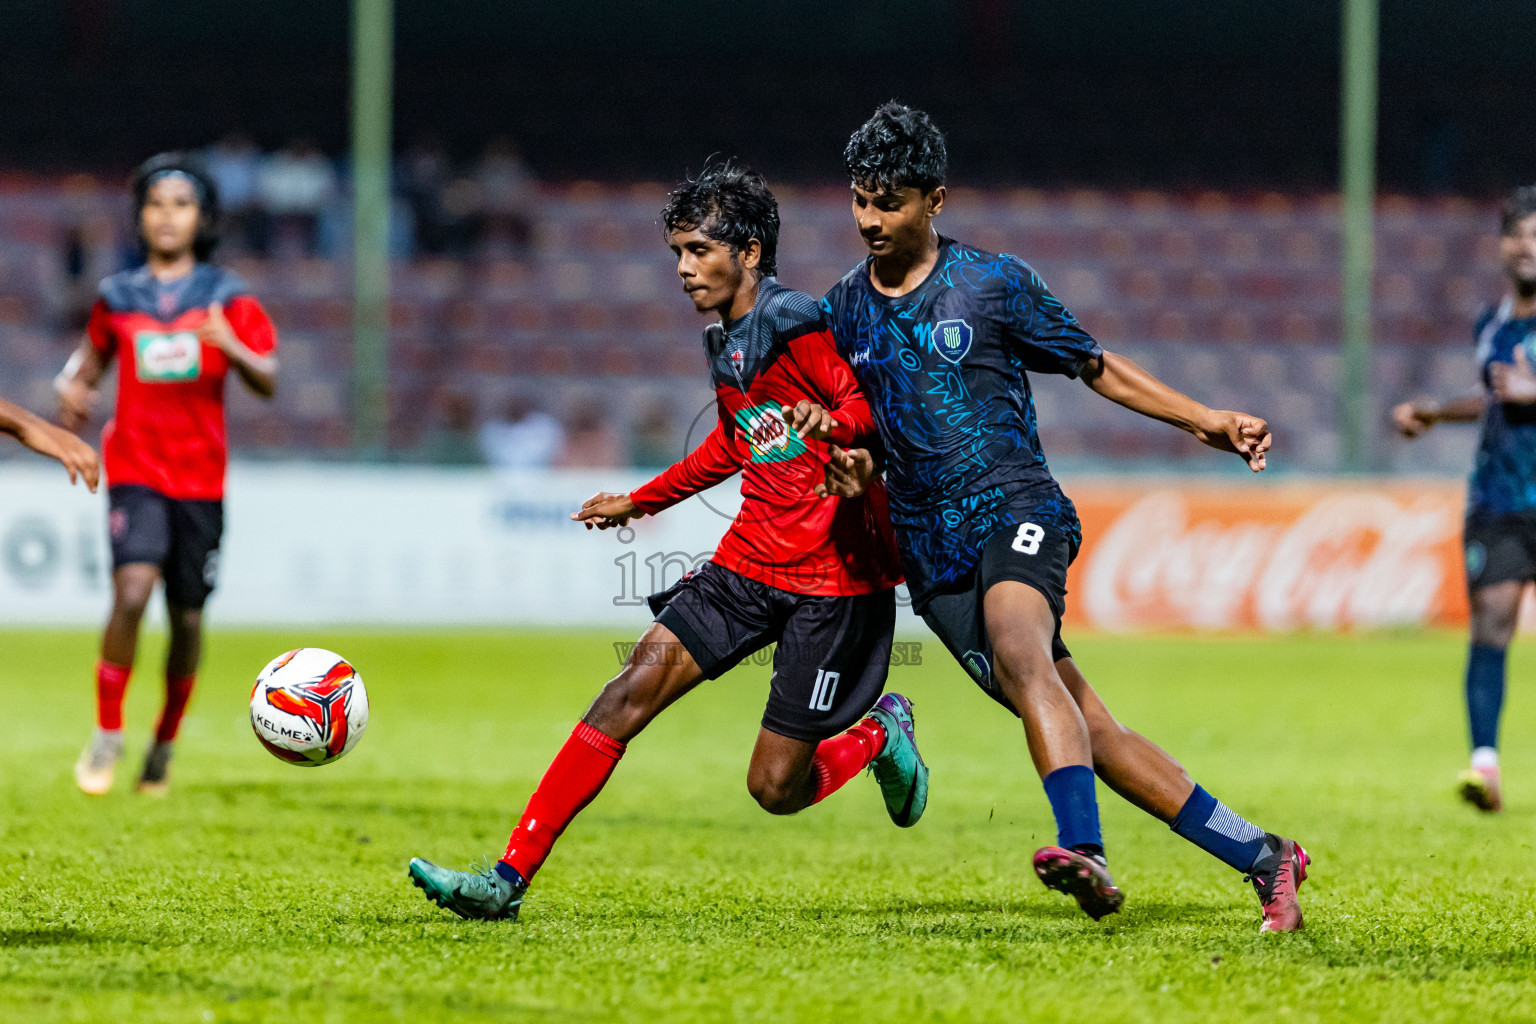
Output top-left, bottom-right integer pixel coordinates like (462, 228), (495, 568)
(256, 659), (357, 762)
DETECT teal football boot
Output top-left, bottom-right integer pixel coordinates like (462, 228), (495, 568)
(408, 858), (526, 921)
(866, 693), (929, 827)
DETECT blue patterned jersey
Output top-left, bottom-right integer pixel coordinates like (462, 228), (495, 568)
(820, 238), (1102, 609)
(1469, 301), (1536, 517)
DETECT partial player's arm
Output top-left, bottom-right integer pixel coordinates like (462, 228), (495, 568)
(813, 445), (879, 498)
(202, 299), (278, 398)
(1395, 314), (1535, 437)
(1392, 393), (1485, 437)
(1489, 347), (1536, 405)
(1394, 344), (1536, 437)
(1080, 351), (1271, 472)
(573, 411), (744, 531)
(779, 329), (881, 447)
(55, 300), (115, 430)
(993, 257), (1270, 472)
(0, 396), (100, 490)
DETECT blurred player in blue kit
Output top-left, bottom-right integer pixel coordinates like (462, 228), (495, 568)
(805, 102), (1310, 930)
(1394, 186), (1536, 813)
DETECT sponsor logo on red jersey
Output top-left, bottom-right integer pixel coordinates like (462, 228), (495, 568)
(132, 331), (203, 382)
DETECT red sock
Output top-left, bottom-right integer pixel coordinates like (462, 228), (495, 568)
(501, 721), (626, 882)
(811, 717), (887, 804)
(95, 660), (132, 731)
(155, 674), (196, 743)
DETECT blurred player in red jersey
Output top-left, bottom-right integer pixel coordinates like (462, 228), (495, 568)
(407, 163), (929, 922)
(0, 396), (99, 489)
(54, 153), (278, 796)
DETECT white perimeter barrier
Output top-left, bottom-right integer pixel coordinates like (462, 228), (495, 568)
(0, 463), (921, 629)
(0, 463), (1510, 632)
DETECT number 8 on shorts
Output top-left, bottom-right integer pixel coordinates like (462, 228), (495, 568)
(1012, 522), (1045, 555)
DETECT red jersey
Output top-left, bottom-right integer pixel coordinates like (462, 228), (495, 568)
(630, 280), (902, 597)
(88, 264), (277, 500)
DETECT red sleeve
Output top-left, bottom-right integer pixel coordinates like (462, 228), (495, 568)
(86, 299), (115, 355)
(222, 295), (278, 356)
(630, 407), (744, 515)
(792, 328), (878, 448)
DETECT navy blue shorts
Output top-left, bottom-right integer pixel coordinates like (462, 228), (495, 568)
(918, 519), (1075, 717)
(1464, 511), (1536, 591)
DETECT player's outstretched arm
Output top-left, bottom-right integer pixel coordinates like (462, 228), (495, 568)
(571, 491), (645, 531)
(1391, 393), (1485, 438)
(0, 397), (100, 491)
(1081, 349), (1271, 471)
(201, 301), (278, 398)
(1392, 347), (1532, 438)
(620, 411), (745, 525)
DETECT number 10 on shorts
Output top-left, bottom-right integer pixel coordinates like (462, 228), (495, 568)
(810, 669), (840, 711)
(1012, 522), (1044, 555)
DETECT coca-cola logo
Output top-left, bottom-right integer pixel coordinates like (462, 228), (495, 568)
(1080, 490), (1460, 631)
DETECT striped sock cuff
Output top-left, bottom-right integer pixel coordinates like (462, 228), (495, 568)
(1171, 784), (1269, 873)
(1205, 800), (1266, 844)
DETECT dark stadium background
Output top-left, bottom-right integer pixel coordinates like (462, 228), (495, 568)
(0, 0), (1530, 470)
(6, 0), (1533, 192)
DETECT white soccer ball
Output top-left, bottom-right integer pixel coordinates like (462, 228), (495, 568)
(249, 648), (369, 767)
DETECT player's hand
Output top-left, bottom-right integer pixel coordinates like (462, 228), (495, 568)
(54, 375), (97, 431)
(19, 419), (99, 491)
(1490, 347), (1536, 405)
(781, 401), (840, 441)
(571, 491), (643, 531)
(1193, 410), (1271, 472)
(814, 446), (877, 498)
(198, 301), (238, 355)
(1391, 399), (1436, 438)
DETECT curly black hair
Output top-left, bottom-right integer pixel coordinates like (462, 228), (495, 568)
(844, 101), (948, 195)
(131, 151), (221, 261)
(1501, 185), (1536, 236)
(660, 160), (779, 276)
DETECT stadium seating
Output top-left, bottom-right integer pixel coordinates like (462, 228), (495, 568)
(0, 177), (1503, 472)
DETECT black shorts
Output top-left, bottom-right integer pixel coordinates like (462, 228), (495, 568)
(918, 519), (1075, 717)
(647, 561), (896, 742)
(108, 484), (224, 609)
(1464, 511), (1536, 591)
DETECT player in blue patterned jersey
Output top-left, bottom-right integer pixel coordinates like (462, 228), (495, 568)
(1393, 185), (1536, 814)
(805, 102), (1308, 930)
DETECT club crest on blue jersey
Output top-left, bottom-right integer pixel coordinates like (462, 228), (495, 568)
(933, 318), (973, 363)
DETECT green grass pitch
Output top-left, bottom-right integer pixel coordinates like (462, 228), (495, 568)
(1, 627), (1533, 1023)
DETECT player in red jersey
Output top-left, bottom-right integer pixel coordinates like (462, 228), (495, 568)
(54, 153), (278, 796)
(407, 163), (929, 922)
(0, 396), (99, 489)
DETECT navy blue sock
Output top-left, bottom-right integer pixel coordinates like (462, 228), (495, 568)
(493, 861), (527, 887)
(1169, 785), (1269, 873)
(1466, 643), (1507, 752)
(1042, 764), (1102, 854)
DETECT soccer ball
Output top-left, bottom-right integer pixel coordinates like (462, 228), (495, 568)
(249, 648), (369, 767)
